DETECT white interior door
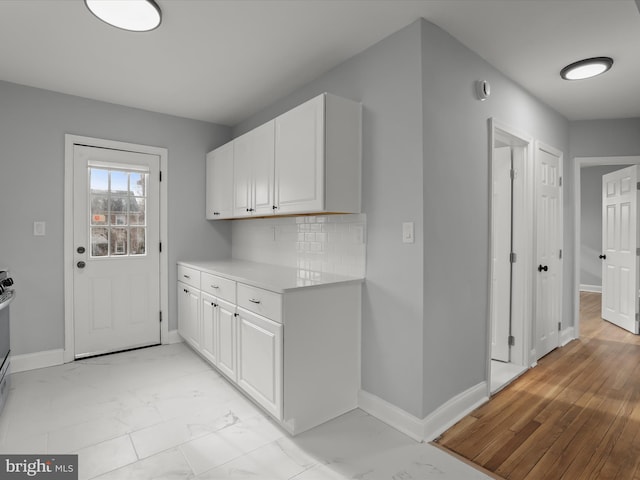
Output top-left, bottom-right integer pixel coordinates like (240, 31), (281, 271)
(601, 165), (639, 333)
(535, 144), (563, 359)
(73, 145), (160, 358)
(491, 146), (512, 362)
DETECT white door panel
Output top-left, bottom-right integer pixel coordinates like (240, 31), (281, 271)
(73, 145), (160, 358)
(535, 144), (562, 360)
(601, 165), (639, 333)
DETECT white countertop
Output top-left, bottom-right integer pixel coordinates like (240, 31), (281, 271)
(177, 259), (364, 293)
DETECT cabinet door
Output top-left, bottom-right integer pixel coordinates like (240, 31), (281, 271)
(206, 143), (234, 219)
(201, 292), (217, 365)
(237, 307), (283, 419)
(251, 121), (275, 215)
(233, 132), (253, 217)
(234, 121), (275, 217)
(274, 94), (325, 214)
(217, 298), (238, 381)
(177, 282), (200, 350)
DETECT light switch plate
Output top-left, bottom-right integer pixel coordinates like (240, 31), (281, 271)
(402, 222), (414, 243)
(33, 221), (46, 236)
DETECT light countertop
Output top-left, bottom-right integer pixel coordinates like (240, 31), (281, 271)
(177, 259), (364, 293)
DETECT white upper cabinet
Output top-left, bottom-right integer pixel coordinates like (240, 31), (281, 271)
(206, 93), (361, 220)
(233, 121), (275, 217)
(206, 142), (234, 219)
(274, 95), (325, 214)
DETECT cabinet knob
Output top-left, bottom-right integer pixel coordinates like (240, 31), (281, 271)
(213, 212), (220, 216)
(272, 205), (278, 210)
(249, 298), (261, 304)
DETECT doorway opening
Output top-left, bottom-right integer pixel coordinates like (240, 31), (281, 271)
(573, 156), (640, 338)
(488, 120), (533, 393)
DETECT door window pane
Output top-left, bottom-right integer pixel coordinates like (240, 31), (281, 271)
(130, 227), (146, 255)
(91, 227), (109, 256)
(88, 167), (148, 258)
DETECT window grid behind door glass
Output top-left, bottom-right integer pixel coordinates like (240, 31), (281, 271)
(89, 167), (148, 257)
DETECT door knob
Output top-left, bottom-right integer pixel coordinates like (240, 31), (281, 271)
(77, 246), (85, 254)
(538, 264), (548, 272)
(77, 261), (86, 269)
(599, 254), (606, 260)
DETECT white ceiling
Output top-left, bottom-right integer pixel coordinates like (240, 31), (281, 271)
(0, 0), (638, 126)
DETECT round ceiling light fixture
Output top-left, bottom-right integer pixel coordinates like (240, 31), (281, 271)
(560, 57), (613, 80)
(85, 0), (162, 32)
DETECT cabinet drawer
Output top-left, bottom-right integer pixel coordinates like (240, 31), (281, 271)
(178, 265), (200, 289)
(201, 272), (236, 303)
(237, 283), (282, 323)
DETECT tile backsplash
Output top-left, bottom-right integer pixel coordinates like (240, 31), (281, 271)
(232, 214), (366, 277)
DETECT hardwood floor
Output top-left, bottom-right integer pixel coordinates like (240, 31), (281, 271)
(436, 292), (640, 480)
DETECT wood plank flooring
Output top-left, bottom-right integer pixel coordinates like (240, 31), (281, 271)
(436, 292), (640, 480)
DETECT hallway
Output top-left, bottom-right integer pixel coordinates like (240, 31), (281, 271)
(436, 292), (640, 479)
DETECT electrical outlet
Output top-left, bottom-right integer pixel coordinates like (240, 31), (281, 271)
(33, 221), (46, 236)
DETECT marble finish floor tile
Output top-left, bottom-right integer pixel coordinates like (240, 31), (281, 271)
(1, 343), (492, 480)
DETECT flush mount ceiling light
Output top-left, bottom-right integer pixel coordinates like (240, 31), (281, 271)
(85, 0), (162, 32)
(560, 57), (613, 80)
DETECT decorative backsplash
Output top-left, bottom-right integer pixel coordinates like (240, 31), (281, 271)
(231, 214), (366, 278)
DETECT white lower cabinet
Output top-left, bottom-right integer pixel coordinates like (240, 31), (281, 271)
(200, 293), (217, 365)
(177, 282), (200, 351)
(237, 307), (283, 419)
(216, 298), (238, 381)
(177, 262), (360, 435)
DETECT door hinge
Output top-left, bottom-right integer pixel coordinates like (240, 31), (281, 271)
(559, 249), (562, 259)
(510, 169), (516, 180)
(637, 248), (640, 256)
(508, 335), (515, 346)
(159, 311), (163, 323)
(159, 242), (162, 253)
(510, 252), (517, 263)
(160, 171), (162, 182)
(559, 177), (562, 187)
(558, 321), (562, 331)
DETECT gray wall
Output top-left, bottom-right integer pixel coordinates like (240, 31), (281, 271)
(0, 80), (231, 356)
(580, 165), (629, 287)
(234, 21), (426, 417)
(570, 119), (640, 158)
(419, 21), (569, 414)
(233, 18), (570, 419)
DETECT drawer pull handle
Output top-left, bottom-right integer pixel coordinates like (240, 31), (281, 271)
(249, 298), (261, 304)
(211, 285), (219, 289)
(183, 275), (190, 279)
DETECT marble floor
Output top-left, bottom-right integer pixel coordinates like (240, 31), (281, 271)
(0, 343), (494, 480)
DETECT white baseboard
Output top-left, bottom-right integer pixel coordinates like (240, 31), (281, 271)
(422, 382), (488, 441)
(165, 329), (184, 344)
(10, 349), (64, 373)
(580, 284), (602, 293)
(358, 390), (426, 441)
(560, 326), (575, 347)
(358, 382), (488, 442)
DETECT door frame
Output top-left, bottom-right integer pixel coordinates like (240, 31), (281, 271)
(63, 134), (169, 363)
(487, 119), (535, 395)
(572, 155), (640, 339)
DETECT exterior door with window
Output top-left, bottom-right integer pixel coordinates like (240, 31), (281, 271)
(73, 145), (160, 358)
